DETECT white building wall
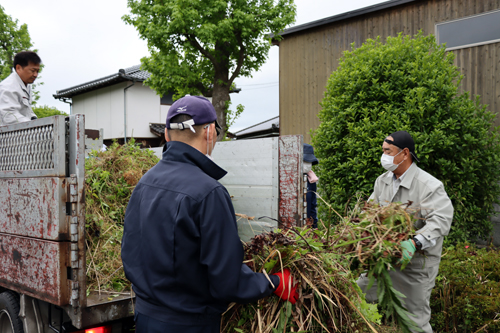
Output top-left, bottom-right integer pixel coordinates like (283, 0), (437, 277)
(72, 82), (162, 140)
(125, 83), (161, 138)
(72, 83), (126, 140)
(72, 85), (214, 141)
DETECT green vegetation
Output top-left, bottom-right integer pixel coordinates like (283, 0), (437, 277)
(223, 202), (427, 333)
(312, 32), (500, 244)
(0, 4), (43, 104)
(84, 140), (159, 293)
(222, 226), (381, 333)
(0, 4), (32, 81)
(430, 243), (500, 332)
(32, 105), (68, 118)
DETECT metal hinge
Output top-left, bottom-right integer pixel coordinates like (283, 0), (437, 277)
(70, 243), (80, 308)
(71, 280), (79, 308)
(68, 173), (80, 308)
(69, 174), (78, 203)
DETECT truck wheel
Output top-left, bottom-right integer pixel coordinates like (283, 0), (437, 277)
(0, 291), (24, 333)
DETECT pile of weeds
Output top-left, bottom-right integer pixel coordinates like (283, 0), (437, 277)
(222, 228), (381, 333)
(430, 243), (500, 332)
(334, 201), (420, 332)
(84, 140), (159, 294)
(222, 201), (421, 332)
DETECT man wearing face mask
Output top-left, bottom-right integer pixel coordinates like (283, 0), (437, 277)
(121, 95), (298, 333)
(357, 131), (453, 333)
(303, 144), (319, 228)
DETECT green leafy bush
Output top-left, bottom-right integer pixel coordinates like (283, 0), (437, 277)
(32, 105), (68, 118)
(312, 32), (500, 244)
(430, 244), (500, 332)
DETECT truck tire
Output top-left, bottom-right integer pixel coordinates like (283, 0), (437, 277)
(0, 291), (24, 333)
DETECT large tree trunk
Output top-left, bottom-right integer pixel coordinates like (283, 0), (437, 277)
(212, 83), (230, 139)
(211, 56), (231, 139)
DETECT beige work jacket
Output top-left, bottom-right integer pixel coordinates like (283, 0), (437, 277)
(0, 72), (37, 126)
(369, 163), (454, 262)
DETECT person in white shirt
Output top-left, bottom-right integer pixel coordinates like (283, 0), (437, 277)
(0, 51), (41, 125)
(357, 130), (454, 333)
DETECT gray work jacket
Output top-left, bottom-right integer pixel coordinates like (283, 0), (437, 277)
(0, 72), (37, 126)
(369, 163), (454, 262)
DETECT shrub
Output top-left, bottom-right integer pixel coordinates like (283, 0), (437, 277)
(311, 32), (500, 244)
(430, 244), (500, 332)
(32, 105), (68, 118)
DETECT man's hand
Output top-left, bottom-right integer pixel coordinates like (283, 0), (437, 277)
(272, 268), (299, 304)
(398, 239), (416, 269)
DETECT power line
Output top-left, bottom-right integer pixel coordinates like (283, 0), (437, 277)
(241, 84), (279, 91)
(237, 81), (279, 87)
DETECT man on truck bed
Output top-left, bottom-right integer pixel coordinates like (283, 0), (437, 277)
(121, 95), (298, 333)
(0, 51), (40, 125)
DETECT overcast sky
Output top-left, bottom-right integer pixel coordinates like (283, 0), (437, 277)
(1, 0), (386, 132)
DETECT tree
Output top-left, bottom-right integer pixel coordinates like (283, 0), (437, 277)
(312, 32), (500, 244)
(32, 105), (68, 118)
(123, 0), (296, 136)
(0, 4), (32, 81)
(0, 5), (43, 104)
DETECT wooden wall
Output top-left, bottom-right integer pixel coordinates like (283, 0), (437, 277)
(279, 0), (500, 142)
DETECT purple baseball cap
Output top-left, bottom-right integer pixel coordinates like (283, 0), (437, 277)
(166, 95), (221, 134)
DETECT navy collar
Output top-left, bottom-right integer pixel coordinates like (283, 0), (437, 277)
(162, 141), (227, 181)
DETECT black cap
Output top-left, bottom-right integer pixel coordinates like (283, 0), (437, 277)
(303, 144), (319, 165)
(384, 131), (420, 162)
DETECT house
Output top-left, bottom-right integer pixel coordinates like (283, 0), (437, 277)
(275, 0), (500, 143)
(53, 65), (240, 147)
(233, 116), (280, 140)
(53, 65), (171, 147)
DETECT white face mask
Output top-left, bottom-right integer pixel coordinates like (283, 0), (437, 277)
(303, 162), (312, 173)
(380, 150), (403, 172)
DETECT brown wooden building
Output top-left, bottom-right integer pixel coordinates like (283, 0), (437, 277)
(277, 0), (500, 143)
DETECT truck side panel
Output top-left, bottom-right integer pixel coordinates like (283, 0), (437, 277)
(0, 177), (68, 240)
(0, 233), (71, 305)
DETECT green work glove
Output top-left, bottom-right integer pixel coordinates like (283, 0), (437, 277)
(398, 239), (416, 269)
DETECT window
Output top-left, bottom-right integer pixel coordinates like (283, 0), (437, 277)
(436, 9), (500, 51)
(161, 92), (174, 105)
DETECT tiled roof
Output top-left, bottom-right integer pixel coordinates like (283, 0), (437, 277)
(53, 65), (151, 99)
(234, 116), (279, 139)
(150, 123), (166, 137)
(150, 122), (237, 138)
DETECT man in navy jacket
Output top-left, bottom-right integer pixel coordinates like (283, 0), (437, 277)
(121, 96), (297, 333)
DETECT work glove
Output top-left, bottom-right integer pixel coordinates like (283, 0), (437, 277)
(398, 239), (416, 269)
(272, 268), (299, 304)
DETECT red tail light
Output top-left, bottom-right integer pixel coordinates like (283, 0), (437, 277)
(84, 326), (112, 333)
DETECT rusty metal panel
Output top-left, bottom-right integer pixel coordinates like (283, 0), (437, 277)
(0, 233), (71, 306)
(278, 135), (304, 228)
(0, 177), (68, 240)
(0, 116), (67, 178)
(64, 294), (134, 329)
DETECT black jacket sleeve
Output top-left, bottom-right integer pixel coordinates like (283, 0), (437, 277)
(198, 186), (278, 303)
